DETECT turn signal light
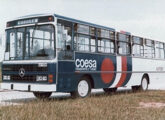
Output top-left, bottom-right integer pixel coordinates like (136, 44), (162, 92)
(48, 17), (53, 21)
(48, 74), (53, 83)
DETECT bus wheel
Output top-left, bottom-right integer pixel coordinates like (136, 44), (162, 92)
(33, 92), (52, 99)
(140, 76), (149, 91)
(103, 88), (117, 93)
(71, 77), (91, 98)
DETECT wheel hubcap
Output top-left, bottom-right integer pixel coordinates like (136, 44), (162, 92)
(78, 80), (89, 97)
(142, 78), (148, 90)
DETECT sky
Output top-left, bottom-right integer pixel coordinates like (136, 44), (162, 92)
(0, 0), (165, 61)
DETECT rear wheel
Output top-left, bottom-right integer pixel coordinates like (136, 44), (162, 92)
(103, 87), (117, 93)
(141, 76), (149, 91)
(71, 77), (91, 98)
(132, 76), (149, 92)
(33, 92), (52, 99)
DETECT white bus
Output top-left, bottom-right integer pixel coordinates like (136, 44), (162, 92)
(1, 13), (165, 98)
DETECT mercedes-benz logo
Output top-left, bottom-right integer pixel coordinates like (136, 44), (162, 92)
(19, 68), (25, 77)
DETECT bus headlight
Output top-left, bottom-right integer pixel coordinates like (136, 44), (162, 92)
(3, 75), (10, 80)
(36, 76), (47, 81)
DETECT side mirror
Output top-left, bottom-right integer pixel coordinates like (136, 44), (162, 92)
(66, 45), (71, 51)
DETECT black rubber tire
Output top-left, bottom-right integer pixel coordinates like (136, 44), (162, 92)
(103, 88), (117, 93)
(70, 77), (91, 98)
(33, 92), (52, 99)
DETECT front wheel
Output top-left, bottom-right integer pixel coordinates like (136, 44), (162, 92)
(71, 77), (91, 98)
(33, 92), (52, 99)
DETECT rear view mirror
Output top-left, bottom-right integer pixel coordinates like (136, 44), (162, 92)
(66, 45), (71, 51)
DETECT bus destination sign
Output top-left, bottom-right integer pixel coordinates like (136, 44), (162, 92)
(7, 16), (54, 27)
(17, 18), (38, 25)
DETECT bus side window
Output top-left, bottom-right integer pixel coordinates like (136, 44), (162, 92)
(74, 24), (96, 53)
(132, 36), (144, 57)
(57, 19), (74, 60)
(117, 33), (131, 55)
(97, 29), (115, 54)
(155, 42), (164, 59)
(144, 39), (155, 58)
(57, 19), (72, 50)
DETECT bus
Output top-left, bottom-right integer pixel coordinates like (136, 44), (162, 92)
(1, 13), (165, 98)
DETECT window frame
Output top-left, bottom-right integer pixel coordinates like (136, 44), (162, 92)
(117, 33), (131, 56)
(97, 29), (115, 54)
(155, 41), (165, 59)
(74, 23), (97, 53)
(132, 36), (144, 57)
(144, 39), (155, 58)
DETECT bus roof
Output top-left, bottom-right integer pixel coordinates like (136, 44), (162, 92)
(54, 14), (115, 31)
(8, 13), (115, 31)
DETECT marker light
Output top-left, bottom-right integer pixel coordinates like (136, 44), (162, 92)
(48, 17), (53, 21)
(48, 74), (53, 83)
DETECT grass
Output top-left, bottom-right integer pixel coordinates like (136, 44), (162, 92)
(1, 90), (165, 120)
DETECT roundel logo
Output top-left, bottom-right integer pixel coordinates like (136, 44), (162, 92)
(101, 58), (114, 84)
(19, 68), (25, 78)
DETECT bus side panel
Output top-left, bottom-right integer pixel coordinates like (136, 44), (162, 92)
(75, 52), (117, 89)
(57, 61), (76, 92)
(126, 57), (165, 89)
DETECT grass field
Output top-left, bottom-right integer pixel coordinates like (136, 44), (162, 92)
(1, 90), (165, 120)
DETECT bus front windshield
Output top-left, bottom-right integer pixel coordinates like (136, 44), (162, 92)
(5, 25), (55, 60)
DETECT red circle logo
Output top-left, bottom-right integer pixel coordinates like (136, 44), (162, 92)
(101, 58), (114, 84)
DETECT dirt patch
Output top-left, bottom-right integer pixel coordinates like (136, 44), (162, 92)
(139, 102), (165, 108)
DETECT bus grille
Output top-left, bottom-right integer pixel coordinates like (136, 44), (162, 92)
(10, 75), (36, 82)
(3, 64), (48, 72)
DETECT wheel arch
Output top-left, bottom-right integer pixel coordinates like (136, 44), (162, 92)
(142, 73), (150, 84)
(81, 74), (95, 88)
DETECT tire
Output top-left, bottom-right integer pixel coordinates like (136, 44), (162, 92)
(71, 77), (91, 98)
(140, 76), (149, 91)
(103, 88), (117, 93)
(132, 76), (149, 92)
(33, 92), (52, 99)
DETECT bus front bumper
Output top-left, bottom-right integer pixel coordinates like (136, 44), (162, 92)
(1, 83), (56, 92)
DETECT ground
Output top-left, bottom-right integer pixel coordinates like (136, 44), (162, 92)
(1, 89), (165, 120)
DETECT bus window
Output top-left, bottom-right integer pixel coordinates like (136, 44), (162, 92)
(76, 34), (90, 52)
(10, 32), (16, 59)
(77, 24), (89, 35)
(74, 24), (96, 52)
(97, 29), (115, 54)
(98, 39), (114, 53)
(132, 36), (144, 57)
(144, 39), (155, 58)
(57, 19), (73, 60)
(117, 33), (131, 55)
(57, 23), (72, 50)
(155, 42), (164, 59)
